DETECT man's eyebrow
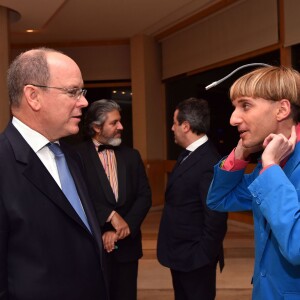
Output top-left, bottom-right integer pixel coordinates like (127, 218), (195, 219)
(231, 97), (249, 107)
(110, 119), (120, 123)
(234, 98), (249, 103)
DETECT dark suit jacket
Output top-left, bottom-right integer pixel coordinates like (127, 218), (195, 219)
(0, 123), (108, 300)
(76, 139), (152, 262)
(157, 139), (227, 272)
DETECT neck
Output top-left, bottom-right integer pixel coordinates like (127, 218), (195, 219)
(277, 119), (296, 138)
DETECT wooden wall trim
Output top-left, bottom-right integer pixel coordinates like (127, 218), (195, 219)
(278, 0), (292, 67)
(84, 81), (131, 88)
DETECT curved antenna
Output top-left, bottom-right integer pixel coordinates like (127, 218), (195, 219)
(205, 63), (271, 90)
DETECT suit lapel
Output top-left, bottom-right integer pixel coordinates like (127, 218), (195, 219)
(27, 153), (93, 232)
(6, 123), (93, 235)
(283, 142), (300, 177)
(63, 146), (98, 235)
(87, 140), (117, 205)
(114, 147), (126, 205)
(167, 142), (209, 192)
(63, 146), (104, 255)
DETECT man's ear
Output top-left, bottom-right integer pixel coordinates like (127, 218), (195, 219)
(92, 124), (101, 134)
(182, 120), (190, 132)
(23, 85), (41, 111)
(277, 99), (291, 121)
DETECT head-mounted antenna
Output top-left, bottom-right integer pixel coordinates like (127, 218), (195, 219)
(205, 63), (271, 90)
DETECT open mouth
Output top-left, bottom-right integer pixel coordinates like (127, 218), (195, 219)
(239, 130), (247, 138)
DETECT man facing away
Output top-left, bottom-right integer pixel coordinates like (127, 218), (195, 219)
(0, 48), (108, 299)
(206, 66), (300, 300)
(157, 98), (228, 300)
(76, 99), (152, 300)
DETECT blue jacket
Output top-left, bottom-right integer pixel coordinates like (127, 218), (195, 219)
(207, 142), (300, 300)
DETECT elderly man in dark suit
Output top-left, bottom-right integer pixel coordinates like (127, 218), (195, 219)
(157, 97), (228, 300)
(0, 48), (108, 299)
(76, 99), (152, 300)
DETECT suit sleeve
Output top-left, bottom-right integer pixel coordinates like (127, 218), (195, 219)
(199, 167), (227, 263)
(0, 195), (8, 299)
(91, 198), (114, 227)
(249, 165), (300, 265)
(207, 161), (255, 212)
(123, 151), (152, 238)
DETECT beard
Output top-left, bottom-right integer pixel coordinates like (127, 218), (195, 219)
(107, 137), (122, 146)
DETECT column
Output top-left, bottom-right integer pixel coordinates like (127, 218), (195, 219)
(130, 35), (166, 206)
(0, 6), (10, 131)
(130, 35), (166, 159)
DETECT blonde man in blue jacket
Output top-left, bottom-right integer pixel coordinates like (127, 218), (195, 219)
(207, 65), (300, 300)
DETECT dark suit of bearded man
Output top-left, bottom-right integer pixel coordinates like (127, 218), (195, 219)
(75, 99), (152, 300)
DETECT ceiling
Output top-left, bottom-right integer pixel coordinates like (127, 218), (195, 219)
(1, 0), (220, 46)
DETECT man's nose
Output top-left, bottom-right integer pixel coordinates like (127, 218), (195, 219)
(229, 110), (242, 126)
(78, 95), (88, 108)
(118, 122), (124, 130)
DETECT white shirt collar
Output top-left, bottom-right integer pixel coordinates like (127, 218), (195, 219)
(12, 117), (50, 153)
(186, 134), (208, 152)
(92, 138), (100, 147)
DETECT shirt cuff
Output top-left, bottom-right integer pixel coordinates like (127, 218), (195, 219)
(107, 210), (116, 222)
(221, 148), (249, 171)
(259, 163), (276, 174)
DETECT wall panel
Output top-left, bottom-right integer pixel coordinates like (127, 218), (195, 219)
(284, 0), (300, 47)
(162, 0), (278, 79)
(11, 44), (131, 81)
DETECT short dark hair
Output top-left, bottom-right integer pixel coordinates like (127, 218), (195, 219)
(176, 97), (210, 135)
(84, 99), (121, 137)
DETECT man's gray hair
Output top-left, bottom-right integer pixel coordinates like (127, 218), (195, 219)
(84, 99), (121, 137)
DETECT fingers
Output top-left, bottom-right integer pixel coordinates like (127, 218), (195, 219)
(102, 231), (118, 253)
(110, 212), (130, 239)
(262, 133), (275, 148)
(115, 227), (130, 239)
(235, 138), (263, 160)
(261, 127), (297, 167)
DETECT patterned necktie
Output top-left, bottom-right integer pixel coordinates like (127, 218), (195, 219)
(47, 143), (91, 233)
(97, 147), (119, 201)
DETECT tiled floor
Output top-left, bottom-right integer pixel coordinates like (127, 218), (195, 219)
(138, 208), (254, 299)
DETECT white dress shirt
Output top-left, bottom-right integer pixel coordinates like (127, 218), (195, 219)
(186, 134), (208, 152)
(12, 117), (62, 188)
